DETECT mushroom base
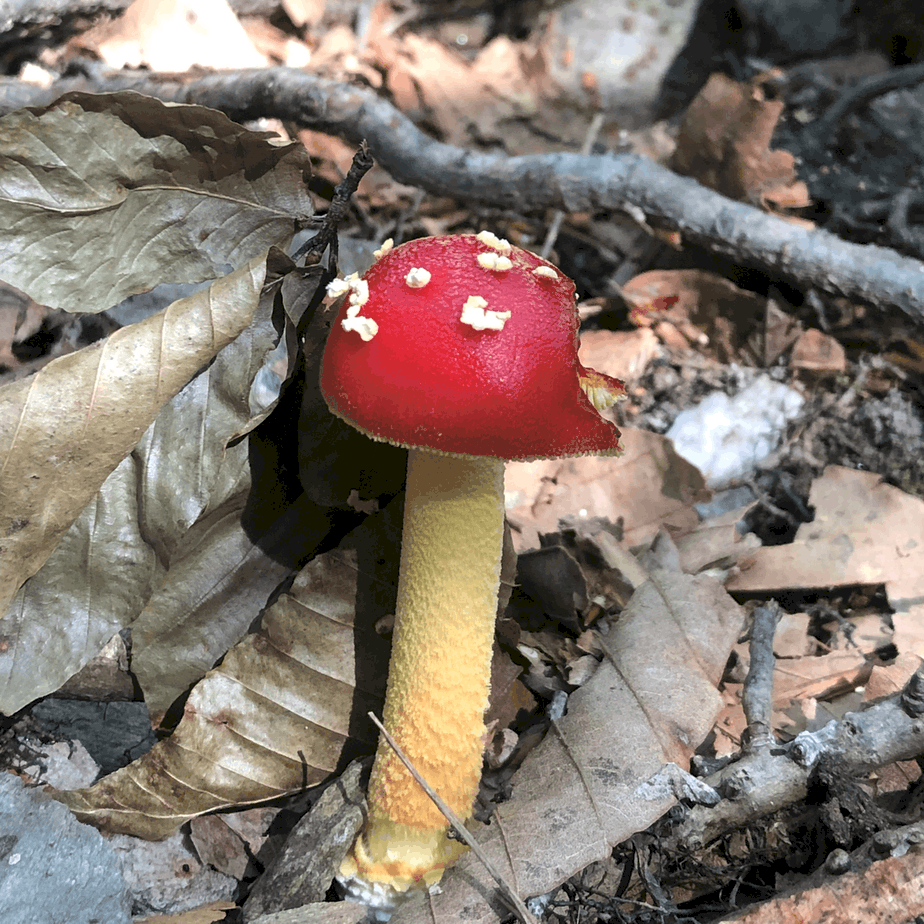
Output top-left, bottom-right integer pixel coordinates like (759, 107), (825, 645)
(340, 817), (469, 898)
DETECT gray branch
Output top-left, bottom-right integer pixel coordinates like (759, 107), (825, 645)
(668, 665), (924, 853)
(2, 66), (924, 324)
(741, 601), (782, 753)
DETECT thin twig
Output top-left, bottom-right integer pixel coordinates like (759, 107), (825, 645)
(811, 59), (924, 141)
(667, 665), (924, 853)
(367, 711), (538, 924)
(540, 111), (605, 260)
(292, 140), (375, 265)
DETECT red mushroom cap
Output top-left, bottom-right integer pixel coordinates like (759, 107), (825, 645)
(320, 233), (625, 461)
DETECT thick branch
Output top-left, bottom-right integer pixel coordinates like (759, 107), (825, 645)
(3, 67), (924, 324)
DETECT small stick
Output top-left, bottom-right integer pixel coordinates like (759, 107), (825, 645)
(292, 141), (375, 265)
(367, 712), (538, 924)
(540, 112), (605, 260)
(742, 601), (782, 753)
(811, 59), (924, 142)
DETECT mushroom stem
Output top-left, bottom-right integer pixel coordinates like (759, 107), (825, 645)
(347, 449), (505, 891)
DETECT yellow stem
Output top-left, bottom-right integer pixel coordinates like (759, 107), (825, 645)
(347, 449), (505, 890)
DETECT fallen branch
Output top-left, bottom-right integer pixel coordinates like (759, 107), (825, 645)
(666, 665), (924, 853)
(2, 67), (924, 325)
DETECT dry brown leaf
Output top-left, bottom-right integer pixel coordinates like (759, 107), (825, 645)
(244, 19), (312, 68)
(391, 569), (744, 924)
(0, 302), (17, 369)
(380, 33), (540, 149)
(728, 466), (924, 606)
(134, 900), (237, 924)
(850, 613), (893, 655)
(279, 0), (324, 28)
(894, 606), (924, 661)
(773, 613), (813, 659)
(506, 426), (710, 552)
(764, 300), (804, 365)
(864, 655), (924, 794)
(674, 502), (761, 574)
(298, 128), (366, 178)
(864, 654), (922, 701)
(1, 252), (315, 718)
(469, 35), (543, 125)
(0, 283), (46, 371)
(790, 327), (847, 374)
(577, 328), (659, 385)
(54, 549), (390, 838)
(130, 497), (318, 721)
(387, 34), (485, 144)
(0, 93), (315, 716)
(772, 651), (871, 713)
(91, 0), (266, 71)
(713, 683), (746, 758)
(0, 93), (313, 315)
(0, 254), (269, 650)
(671, 73), (811, 211)
(622, 268), (771, 364)
(1, 457), (159, 714)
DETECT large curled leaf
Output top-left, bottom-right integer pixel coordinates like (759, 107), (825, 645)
(392, 570), (744, 924)
(0, 253), (275, 714)
(1, 455), (159, 715)
(0, 92), (313, 314)
(56, 549), (390, 839)
(125, 251), (306, 718)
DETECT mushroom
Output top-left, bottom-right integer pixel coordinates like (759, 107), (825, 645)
(320, 233), (625, 899)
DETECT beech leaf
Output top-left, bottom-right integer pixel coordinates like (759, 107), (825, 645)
(0, 455), (158, 716)
(0, 92), (313, 314)
(0, 253), (272, 714)
(55, 550), (389, 839)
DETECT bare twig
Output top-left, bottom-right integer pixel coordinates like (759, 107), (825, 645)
(367, 711), (538, 924)
(666, 665), (924, 853)
(741, 601), (781, 753)
(540, 111), (605, 260)
(291, 140), (374, 265)
(811, 59), (924, 142)
(3, 67), (924, 325)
